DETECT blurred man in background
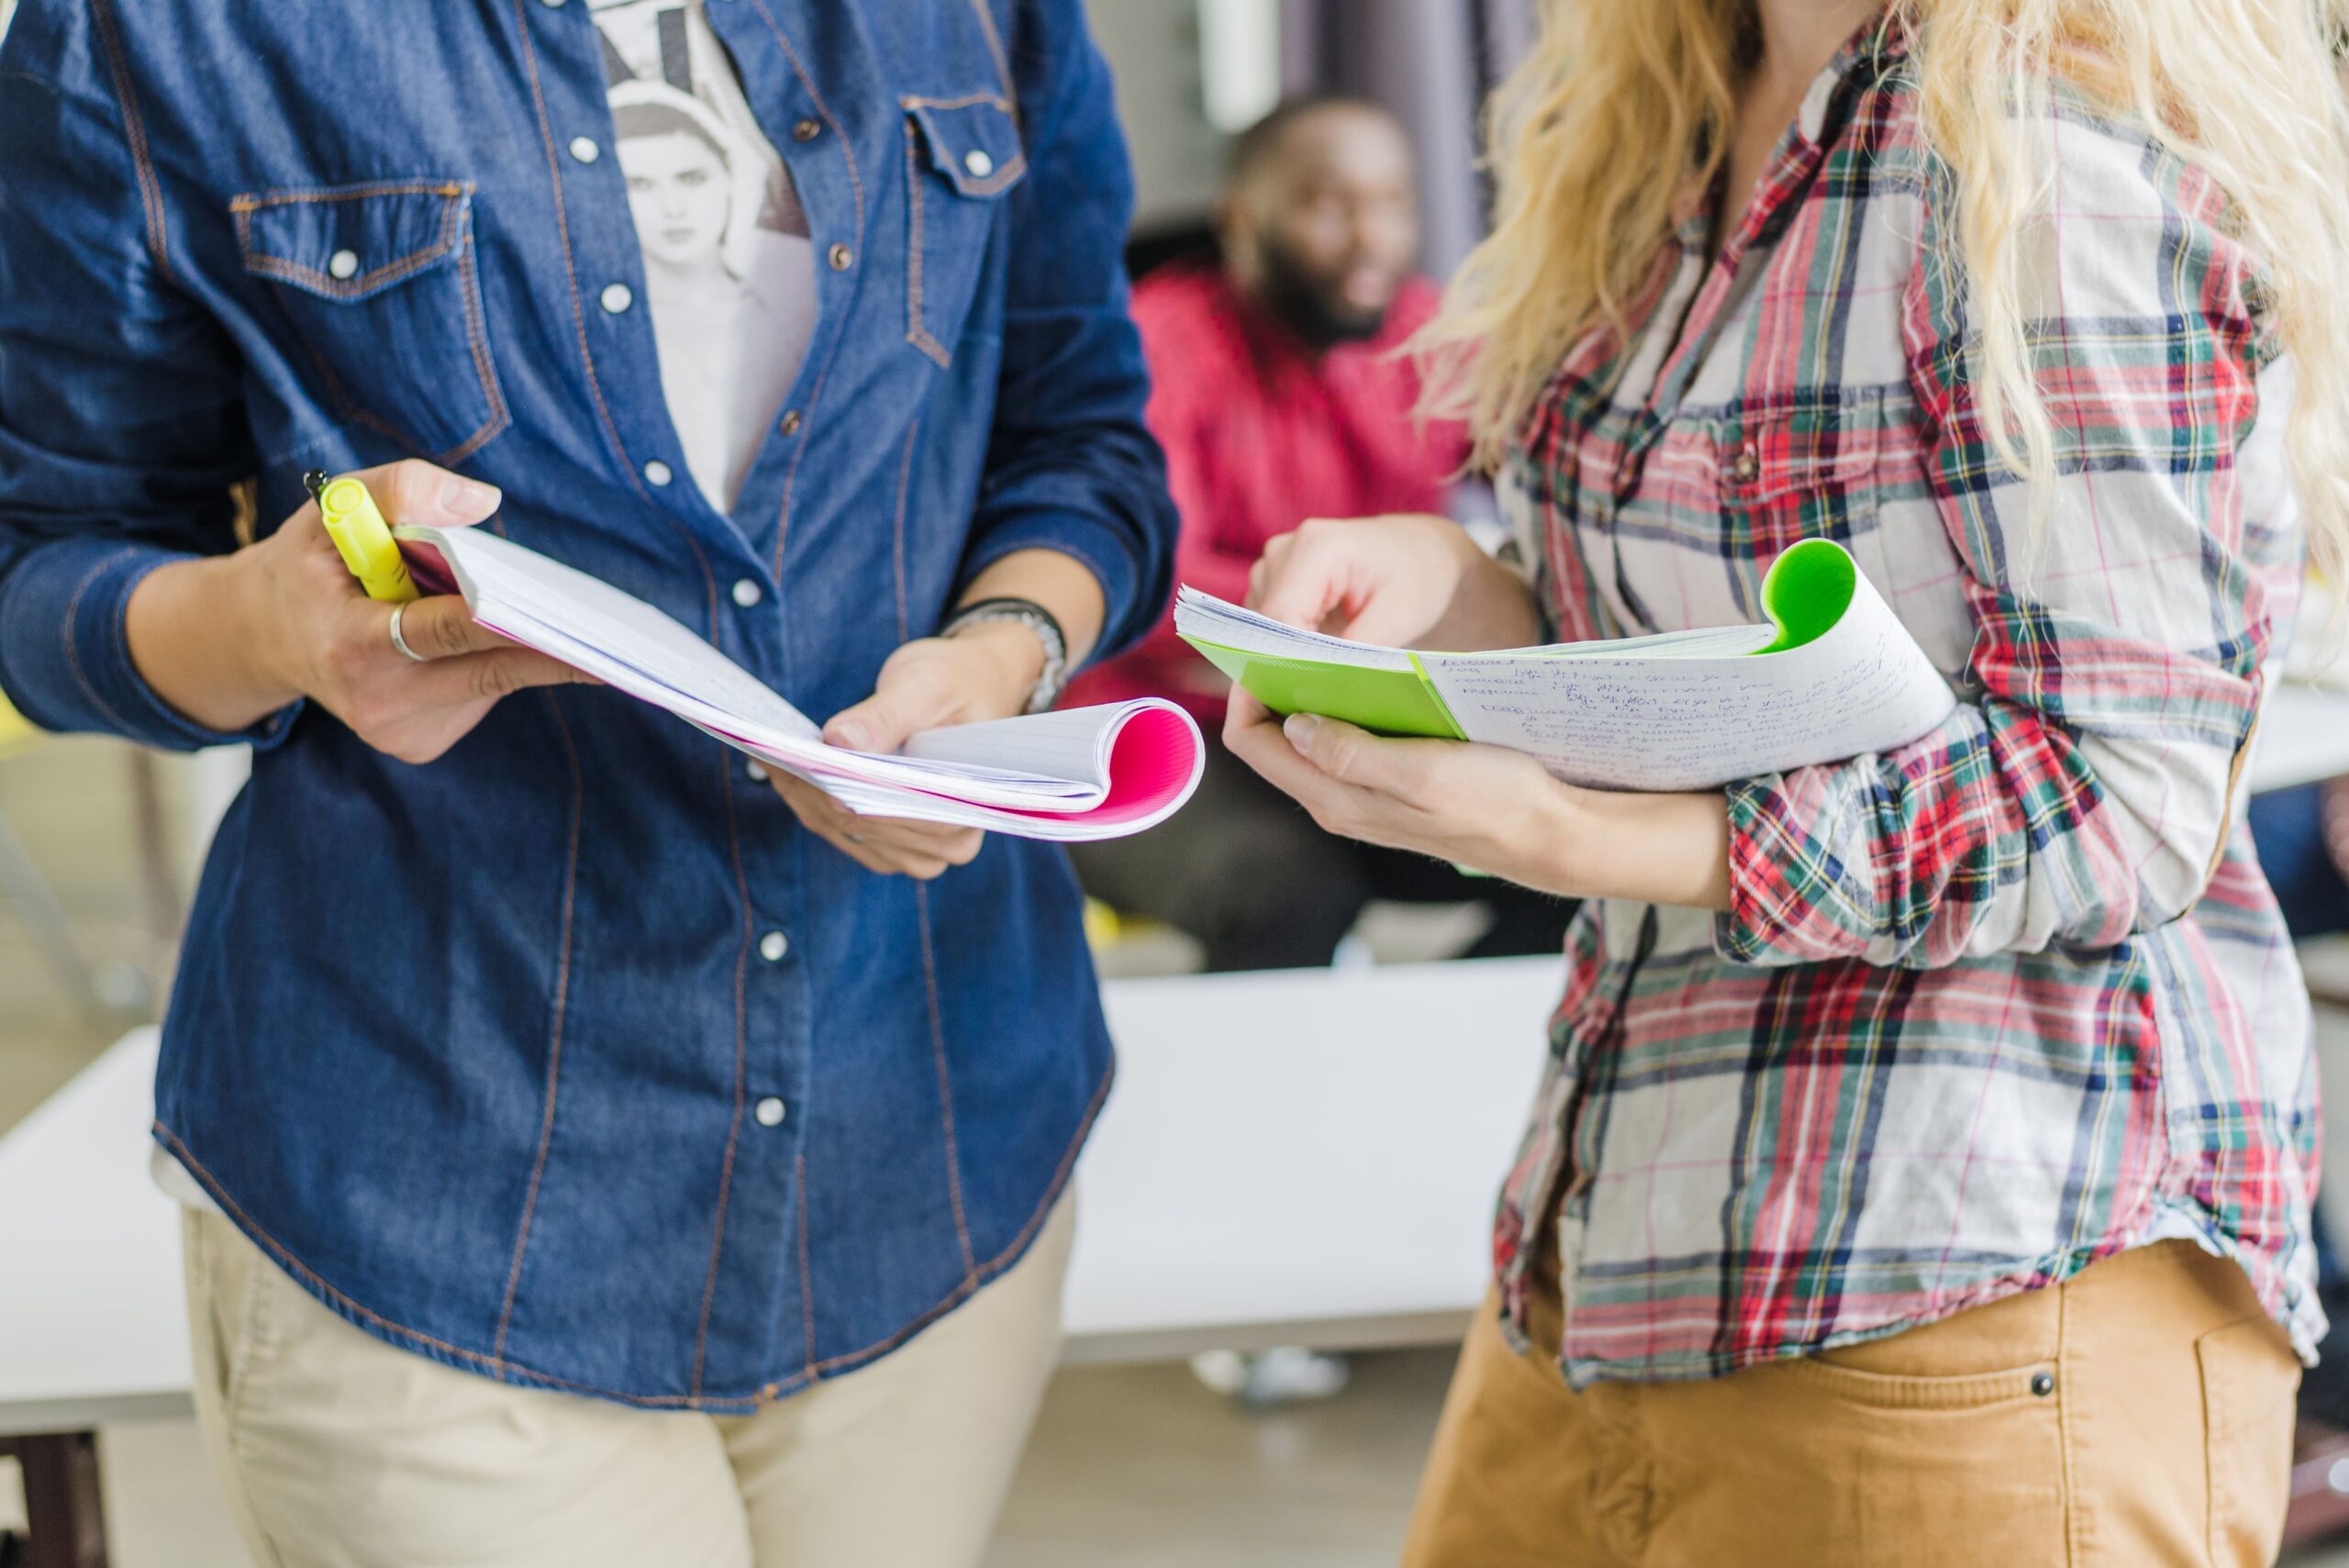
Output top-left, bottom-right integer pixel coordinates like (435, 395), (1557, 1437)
(1067, 95), (1568, 972)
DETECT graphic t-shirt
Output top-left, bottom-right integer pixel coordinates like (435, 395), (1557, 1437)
(592, 0), (817, 510)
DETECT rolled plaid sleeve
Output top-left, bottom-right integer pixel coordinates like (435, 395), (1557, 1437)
(1718, 117), (2277, 969)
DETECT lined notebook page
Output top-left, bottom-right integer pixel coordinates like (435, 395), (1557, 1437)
(1419, 568), (1954, 791)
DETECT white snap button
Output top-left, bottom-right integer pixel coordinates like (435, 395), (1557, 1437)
(754, 1096), (787, 1127)
(732, 578), (763, 608)
(643, 460), (673, 487)
(568, 137), (600, 164)
(963, 149), (995, 178)
(600, 283), (633, 315)
(745, 758), (769, 783)
(328, 250), (360, 281)
(759, 930), (789, 962)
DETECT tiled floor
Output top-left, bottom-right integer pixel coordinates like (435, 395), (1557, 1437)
(10, 736), (2349, 1565)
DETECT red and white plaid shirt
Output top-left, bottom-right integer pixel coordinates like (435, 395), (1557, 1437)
(1493, 21), (2321, 1385)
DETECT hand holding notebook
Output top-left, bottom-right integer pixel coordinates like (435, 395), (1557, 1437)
(395, 526), (1204, 841)
(1178, 539), (1955, 793)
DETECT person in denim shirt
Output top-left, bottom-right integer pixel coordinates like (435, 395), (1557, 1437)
(0, 0), (1174, 1562)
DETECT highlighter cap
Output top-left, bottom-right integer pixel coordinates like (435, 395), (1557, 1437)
(315, 474), (418, 603)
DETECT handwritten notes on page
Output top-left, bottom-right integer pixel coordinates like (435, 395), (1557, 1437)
(1419, 567), (1953, 790)
(1176, 540), (1956, 793)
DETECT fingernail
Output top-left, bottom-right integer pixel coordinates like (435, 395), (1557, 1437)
(1284, 713), (1319, 751)
(829, 723), (867, 751)
(440, 475), (501, 516)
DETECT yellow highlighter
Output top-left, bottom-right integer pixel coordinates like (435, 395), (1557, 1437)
(302, 470), (418, 604)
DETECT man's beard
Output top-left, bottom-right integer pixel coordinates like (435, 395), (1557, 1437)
(1253, 237), (1388, 352)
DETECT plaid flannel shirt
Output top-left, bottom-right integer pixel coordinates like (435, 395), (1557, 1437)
(1493, 22), (2321, 1386)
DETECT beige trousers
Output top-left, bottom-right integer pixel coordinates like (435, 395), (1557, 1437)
(182, 1196), (1074, 1568)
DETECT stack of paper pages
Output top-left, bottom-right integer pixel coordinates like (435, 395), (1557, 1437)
(1176, 539), (1955, 792)
(397, 527), (1204, 840)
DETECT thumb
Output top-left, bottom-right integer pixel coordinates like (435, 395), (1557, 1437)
(1335, 595), (1433, 650)
(358, 458), (503, 530)
(1283, 712), (1389, 790)
(1252, 569), (1341, 632)
(825, 664), (955, 754)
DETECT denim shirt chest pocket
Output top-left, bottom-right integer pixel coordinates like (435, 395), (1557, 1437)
(899, 95), (1026, 366)
(232, 180), (510, 466)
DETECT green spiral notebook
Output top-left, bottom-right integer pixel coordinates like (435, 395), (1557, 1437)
(1174, 539), (1955, 793)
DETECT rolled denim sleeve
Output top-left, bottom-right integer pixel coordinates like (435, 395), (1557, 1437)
(957, 0), (1178, 663)
(0, 14), (288, 751)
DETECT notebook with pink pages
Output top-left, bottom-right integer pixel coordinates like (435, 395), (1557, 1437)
(397, 525), (1204, 843)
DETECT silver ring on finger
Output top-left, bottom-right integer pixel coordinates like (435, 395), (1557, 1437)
(843, 831), (866, 845)
(387, 603), (429, 663)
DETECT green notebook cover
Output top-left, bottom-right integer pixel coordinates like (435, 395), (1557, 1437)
(1182, 645), (1466, 739)
(1179, 538), (1855, 738)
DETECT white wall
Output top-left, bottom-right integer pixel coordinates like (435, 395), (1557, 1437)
(1082, 0), (1231, 228)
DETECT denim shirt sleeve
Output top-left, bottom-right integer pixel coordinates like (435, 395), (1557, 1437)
(0, 8), (295, 751)
(958, 0), (1177, 664)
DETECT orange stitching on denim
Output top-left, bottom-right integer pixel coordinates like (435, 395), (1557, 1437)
(233, 183), (471, 296)
(691, 742), (759, 1398)
(512, 0), (720, 635)
(939, 152), (1024, 198)
(901, 92), (1014, 114)
(234, 184), (505, 463)
(228, 180), (467, 210)
(746, 0), (863, 237)
(88, 0), (173, 282)
(891, 419), (918, 639)
(803, 1060), (1109, 1376)
(965, 0), (1016, 114)
(770, 355), (829, 577)
(441, 233), (513, 465)
(443, 231), (514, 464)
(491, 686), (584, 1363)
(903, 120), (952, 367)
(914, 884), (977, 1277)
(242, 248), (450, 301)
(796, 1153), (818, 1377)
(746, 0), (863, 575)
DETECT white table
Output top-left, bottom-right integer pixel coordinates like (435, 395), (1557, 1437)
(0, 958), (1558, 1557)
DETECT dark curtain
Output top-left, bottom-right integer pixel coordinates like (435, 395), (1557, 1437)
(1278, 0), (1538, 276)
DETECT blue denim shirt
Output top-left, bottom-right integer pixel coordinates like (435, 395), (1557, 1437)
(0, 0), (1174, 1407)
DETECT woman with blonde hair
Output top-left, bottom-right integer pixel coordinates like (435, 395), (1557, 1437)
(1227, 0), (2349, 1560)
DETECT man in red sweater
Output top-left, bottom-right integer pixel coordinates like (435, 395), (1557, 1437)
(1067, 96), (1566, 971)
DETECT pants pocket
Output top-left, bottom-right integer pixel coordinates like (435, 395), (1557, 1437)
(2198, 1314), (2299, 1568)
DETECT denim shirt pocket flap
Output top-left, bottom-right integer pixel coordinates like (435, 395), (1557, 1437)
(232, 181), (473, 302)
(903, 96), (1027, 198)
(228, 179), (507, 465)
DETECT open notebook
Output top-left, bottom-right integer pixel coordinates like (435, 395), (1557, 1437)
(395, 527), (1204, 841)
(1176, 539), (1956, 793)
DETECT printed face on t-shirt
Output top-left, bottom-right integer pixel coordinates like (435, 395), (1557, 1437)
(620, 128), (732, 273)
